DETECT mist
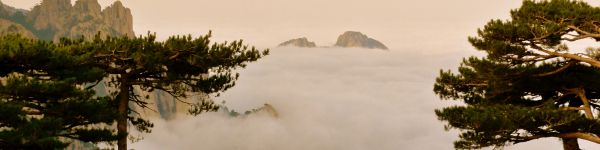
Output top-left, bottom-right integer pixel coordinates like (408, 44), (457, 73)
(126, 47), (599, 150)
(128, 47), (460, 150)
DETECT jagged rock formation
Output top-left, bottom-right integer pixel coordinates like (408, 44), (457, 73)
(279, 32), (388, 49)
(30, 0), (134, 41)
(221, 103), (279, 118)
(334, 31), (388, 50)
(0, 0), (134, 41)
(102, 1), (134, 37)
(0, 19), (36, 38)
(1, 0), (198, 120)
(26, 0), (72, 35)
(278, 37), (317, 48)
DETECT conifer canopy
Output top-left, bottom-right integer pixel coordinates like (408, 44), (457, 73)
(435, 0), (600, 149)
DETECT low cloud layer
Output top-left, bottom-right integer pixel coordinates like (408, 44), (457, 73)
(127, 47), (598, 150)
(131, 47), (460, 150)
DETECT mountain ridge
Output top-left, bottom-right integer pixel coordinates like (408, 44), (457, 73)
(0, 0), (134, 41)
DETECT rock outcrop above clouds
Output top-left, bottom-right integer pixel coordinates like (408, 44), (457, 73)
(278, 37), (317, 48)
(334, 31), (388, 50)
(279, 31), (388, 50)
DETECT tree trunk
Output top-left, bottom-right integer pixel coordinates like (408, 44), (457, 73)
(562, 138), (581, 150)
(575, 89), (594, 119)
(117, 83), (130, 150)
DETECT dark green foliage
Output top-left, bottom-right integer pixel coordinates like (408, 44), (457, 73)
(74, 30), (268, 130)
(188, 99), (220, 116)
(54, 31), (269, 149)
(0, 31), (268, 149)
(435, 0), (600, 149)
(0, 34), (119, 149)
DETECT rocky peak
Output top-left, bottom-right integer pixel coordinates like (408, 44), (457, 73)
(111, 0), (124, 8)
(41, 0), (72, 8)
(27, 0), (72, 31)
(278, 37), (317, 48)
(35, 0), (72, 12)
(14, 0), (135, 41)
(73, 0), (102, 15)
(334, 31), (388, 50)
(102, 1), (134, 37)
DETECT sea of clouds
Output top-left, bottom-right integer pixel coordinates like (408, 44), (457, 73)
(130, 47), (600, 150)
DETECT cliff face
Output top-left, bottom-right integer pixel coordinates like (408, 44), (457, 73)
(2, 0), (134, 41)
(26, 0), (72, 33)
(278, 37), (317, 48)
(0, 0), (196, 120)
(334, 31), (388, 50)
(55, 0), (109, 40)
(102, 1), (134, 37)
(0, 19), (36, 38)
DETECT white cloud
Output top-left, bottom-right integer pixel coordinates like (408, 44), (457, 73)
(129, 47), (600, 150)
(128, 47), (455, 150)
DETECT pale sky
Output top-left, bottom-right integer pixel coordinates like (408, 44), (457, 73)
(1, 0), (531, 49)
(4, 1), (600, 48)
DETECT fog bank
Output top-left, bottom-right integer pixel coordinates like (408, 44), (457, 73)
(129, 47), (600, 150)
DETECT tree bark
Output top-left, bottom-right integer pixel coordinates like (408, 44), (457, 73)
(532, 45), (600, 69)
(562, 138), (581, 150)
(574, 88), (594, 119)
(559, 132), (600, 144)
(117, 83), (130, 150)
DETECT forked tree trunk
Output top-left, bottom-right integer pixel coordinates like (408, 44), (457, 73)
(117, 84), (130, 150)
(562, 138), (581, 150)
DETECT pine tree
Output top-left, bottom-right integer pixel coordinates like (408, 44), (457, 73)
(434, 0), (600, 149)
(0, 34), (119, 149)
(70, 31), (269, 150)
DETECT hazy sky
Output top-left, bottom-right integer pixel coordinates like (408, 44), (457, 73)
(6, 0), (599, 49)
(2, 0), (530, 49)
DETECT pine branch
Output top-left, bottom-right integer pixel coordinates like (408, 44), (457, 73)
(534, 61), (576, 77)
(529, 43), (600, 68)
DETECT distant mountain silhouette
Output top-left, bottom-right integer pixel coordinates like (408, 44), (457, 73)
(278, 31), (388, 50)
(335, 31), (388, 50)
(278, 37), (317, 48)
